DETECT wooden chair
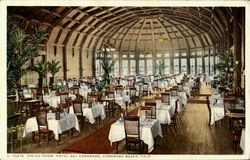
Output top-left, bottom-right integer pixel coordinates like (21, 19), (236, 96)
(142, 83), (149, 96)
(206, 96), (212, 126)
(161, 93), (170, 105)
(72, 101), (85, 129)
(144, 102), (156, 119)
(35, 110), (53, 147)
(59, 92), (69, 104)
(124, 116), (144, 153)
(224, 99), (236, 116)
(168, 99), (179, 131)
(129, 87), (140, 105)
(170, 88), (178, 97)
(105, 91), (121, 115)
(177, 83), (183, 92)
(58, 103), (70, 113)
(36, 93), (50, 110)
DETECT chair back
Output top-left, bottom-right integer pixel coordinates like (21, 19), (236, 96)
(72, 101), (83, 116)
(206, 96), (212, 125)
(75, 94), (85, 103)
(17, 89), (24, 100)
(161, 93), (170, 105)
(170, 88), (178, 97)
(105, 91), (115, 98)
(129, 87), (137, 97)
(58, 103), (69, 113)
(124, 116), (140, 139)
(143, 84), (148, 91)
(115, 88), (124, 97)
(224, 99), (236, 115)
(177, 83), (183, 92)
(36, 110), (48, 131)
(145, 102), (156, 119)
(173, 99), (179, 116)
(36, 92), (44, 104)
(72, 87), (80, 95)
(60, 92), (69, 104)
(88, 95), (97, 103)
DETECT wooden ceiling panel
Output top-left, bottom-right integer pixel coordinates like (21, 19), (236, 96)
(8, 6), (235, 53)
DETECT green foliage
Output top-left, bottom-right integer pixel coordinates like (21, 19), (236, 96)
(100, 57), (115, 84)
(47, 60), (61, 77)
(156, 60), (167, 76)
(54, 85), (64, 92)
(215, 51), (234, 87)
(95, 80), (106, 92)
(27, 60), (47, 79)
(7, 17), (47, 94)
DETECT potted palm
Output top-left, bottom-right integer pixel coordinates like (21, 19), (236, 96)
(7, 17), (47, 94)
(215, 51), (234, 88)
(27, 60), (47, 88)
(95, 80), (106, 99)
(156, 60), (167, 76)
(100, 57), (115, 85)
(47, 60), (61, 87)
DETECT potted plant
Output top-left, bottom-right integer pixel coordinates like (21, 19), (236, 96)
(156, 60), (167, 76)
(215, 51), (234, 88)
(27, 60), (47, 88)
(100, 57), (115, 85)
(95, 80), (106, 99)
(47, 60), (61, 87)
(7, 17), (47, 94)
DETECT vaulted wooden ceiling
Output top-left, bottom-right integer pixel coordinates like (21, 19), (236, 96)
(8, 7), (234, 52)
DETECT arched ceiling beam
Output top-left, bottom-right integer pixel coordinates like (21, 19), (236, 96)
(160, 17), (190, 49)
(155, 18), (173, 50)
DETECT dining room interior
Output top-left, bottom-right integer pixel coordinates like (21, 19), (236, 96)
(6, 5), (248, 158)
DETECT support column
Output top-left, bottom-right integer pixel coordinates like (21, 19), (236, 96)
(62, 46), (67, 80)
(79, 49), (83, 78)
(170, 51), (174, 75)
(233, 8), (242, 89)
(187, 49), (191, 75)
(92, 50), (95, 77)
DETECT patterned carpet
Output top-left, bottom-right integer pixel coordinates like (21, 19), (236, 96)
(62, 120), (116, 154)
(62, 107), (140, 154)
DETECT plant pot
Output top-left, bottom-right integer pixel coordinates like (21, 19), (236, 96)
(55, 92), (60, 96)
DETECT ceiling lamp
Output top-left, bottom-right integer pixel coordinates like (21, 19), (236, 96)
(157, 34), (165, 41)
(102, 40), (115, 52)
(145, 48), (153, 54)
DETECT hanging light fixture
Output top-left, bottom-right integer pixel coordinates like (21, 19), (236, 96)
(156, 28), (165, 42)
(145, 48), (153, 54)
(102, 39), (116, 52)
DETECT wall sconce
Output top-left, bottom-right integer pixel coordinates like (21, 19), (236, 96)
(235, 61), (239, 65)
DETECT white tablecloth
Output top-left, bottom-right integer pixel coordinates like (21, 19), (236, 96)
(210, 105), (224, 125)
(178, 91), (187, 105)
(183, 86), (191, 97)
(210, 93), (222, 105)
(115, 95), (131, 106)
(70, 103), (106, 124)
(23, 113), (80, 140)
(43, 94), (76, 108)
(79, 88), (91, 99)
(139, 105), (171, 125)
(108, 118), (162, 153)
(240, 129), (245, 153)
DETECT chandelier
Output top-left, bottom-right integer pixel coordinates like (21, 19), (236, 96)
(145, 48), (153, 54)
(156, 34), (165, 42)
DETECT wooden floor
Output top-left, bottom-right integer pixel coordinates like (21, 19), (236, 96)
(11, 83), (242, 154)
